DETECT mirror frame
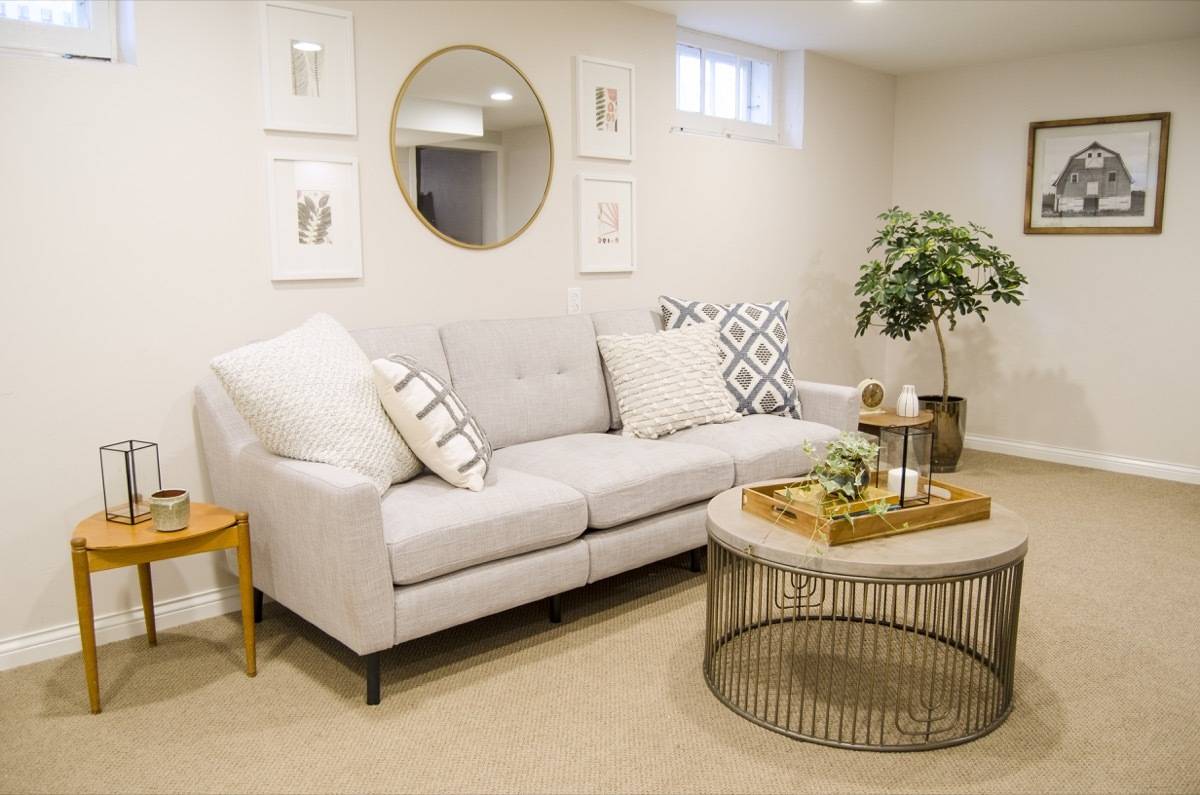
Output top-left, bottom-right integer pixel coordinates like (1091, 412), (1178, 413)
(389, 45), (555, 250)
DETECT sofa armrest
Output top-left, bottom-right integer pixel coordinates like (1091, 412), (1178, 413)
(795, 380), (859, 433)
(239, 443), (394, 655)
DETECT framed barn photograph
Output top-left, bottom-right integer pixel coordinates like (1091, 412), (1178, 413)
(1025, 112), (1170, 234)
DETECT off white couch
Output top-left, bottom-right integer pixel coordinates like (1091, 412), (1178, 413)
(195, 309), (858, 703)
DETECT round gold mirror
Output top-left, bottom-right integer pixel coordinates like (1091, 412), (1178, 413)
(389, 45), (553, 249)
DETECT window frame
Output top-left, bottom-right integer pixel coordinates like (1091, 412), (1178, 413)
(0, 0), (114, 59)
(674, 27), (780, 143)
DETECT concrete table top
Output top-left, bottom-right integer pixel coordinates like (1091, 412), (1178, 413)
(707, 481), (1028, 580)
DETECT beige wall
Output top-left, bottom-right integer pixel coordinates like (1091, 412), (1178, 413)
(0, 0), (895, 655)
(888, 37), (1200, 469)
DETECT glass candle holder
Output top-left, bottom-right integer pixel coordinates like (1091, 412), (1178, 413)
(99, 440), (161, 524)
(874, 426), (933, 508)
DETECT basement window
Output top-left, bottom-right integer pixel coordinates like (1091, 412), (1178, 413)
(674, 27), (780, 143)
(0, 0), (114, 59)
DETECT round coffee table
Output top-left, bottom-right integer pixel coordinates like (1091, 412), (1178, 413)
(704, 482), (1027, 751)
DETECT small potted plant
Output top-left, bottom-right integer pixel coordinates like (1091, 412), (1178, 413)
(853, 208), (1027, 471)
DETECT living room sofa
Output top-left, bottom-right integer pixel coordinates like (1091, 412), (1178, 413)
(195, 309), (859, 703)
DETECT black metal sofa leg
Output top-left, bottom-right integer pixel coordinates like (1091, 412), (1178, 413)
(364, 651), (381, 705)
(689, 548), (704, 573)
(253, 588), (264, 624)
(548, 594), (563, 624)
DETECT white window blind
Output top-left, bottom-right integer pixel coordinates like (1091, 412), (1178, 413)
(674, 27), (779, 142)
(0, 0), (113, 59)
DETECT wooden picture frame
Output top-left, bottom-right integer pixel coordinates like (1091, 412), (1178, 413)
(1024, 112), (1169, 234)
(259, 1), (357, 135)
(575, 56), (635, 161)
(577, 174), (635, 273)
(266, 153), (363, 281)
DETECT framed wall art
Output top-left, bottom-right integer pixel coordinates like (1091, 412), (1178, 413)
(1025, 112), (1170, 234)
(575, 56), (635, 160)
(577, 174), (635, 273)
(260, 1), (357, 135)
(267, 153), (362, 281)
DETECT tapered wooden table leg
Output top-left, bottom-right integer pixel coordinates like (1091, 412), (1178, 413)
(137, 562), (157, 646)
(236, 513), (256, 677)
(70, 538), (101, 714)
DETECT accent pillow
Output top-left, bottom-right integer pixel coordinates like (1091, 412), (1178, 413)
(373, 355), (492, 492)
(658, 296), (801, 419)
(596, 324), (740, 440)
(210, 313), (422, 494)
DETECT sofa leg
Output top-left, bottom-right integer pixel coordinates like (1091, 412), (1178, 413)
(253, 588), (264, 624)
(689, 548), (703, 573)
(548, 594), (563, 624)
(364, 651), (381, 706)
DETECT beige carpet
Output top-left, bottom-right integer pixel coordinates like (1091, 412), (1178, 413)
(2, 451), (1199, 794)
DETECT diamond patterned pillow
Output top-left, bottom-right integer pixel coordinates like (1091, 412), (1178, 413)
(658, 296), (800, 418)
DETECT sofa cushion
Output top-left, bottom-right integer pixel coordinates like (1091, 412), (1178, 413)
(381, 467), (587, 585)
(439, 316), (610, 449)
(658, 414), (841, 484)
(590, 309), (662, 430)
(492, 433), (734, 529)
(596, 324), (740, 440)
(351, 324), (450, 381)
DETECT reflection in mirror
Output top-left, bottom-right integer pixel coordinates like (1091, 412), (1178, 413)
(390, 47), (552, 248)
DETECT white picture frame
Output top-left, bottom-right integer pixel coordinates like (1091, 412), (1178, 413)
(260, 1), (357, 135)
(267, 153), (363, 281)
(575, 56), (635, 161)
(577, 174), (635, 273)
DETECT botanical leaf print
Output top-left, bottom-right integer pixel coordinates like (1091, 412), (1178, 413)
(594, 87), (618, 132)
(290, 41), (323, 97)
(297, 190), (332, 245)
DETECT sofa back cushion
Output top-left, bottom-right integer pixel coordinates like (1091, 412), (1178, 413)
(439, 315), (610, 449)
(590, 309), (662, 430)
(351, 324), (450, 381)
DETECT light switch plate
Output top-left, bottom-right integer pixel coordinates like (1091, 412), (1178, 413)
(567, 287), (582, 315)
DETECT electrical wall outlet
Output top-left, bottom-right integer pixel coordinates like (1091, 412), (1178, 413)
(566, 287), (582, 315)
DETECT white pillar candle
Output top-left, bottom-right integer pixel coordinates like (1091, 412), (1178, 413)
(887, 467), (919, 499)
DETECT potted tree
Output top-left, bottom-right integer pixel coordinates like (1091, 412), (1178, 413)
(853, 208), (1027, 471)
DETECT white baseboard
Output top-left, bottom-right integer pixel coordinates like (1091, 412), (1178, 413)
(0, 585), (242, 672)
(964, 433), (1200, 484)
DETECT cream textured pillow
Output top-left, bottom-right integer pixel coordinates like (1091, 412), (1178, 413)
(596, 324), (740, 440)
(373, 355), (492, 492)
(210, 313), (422, 494)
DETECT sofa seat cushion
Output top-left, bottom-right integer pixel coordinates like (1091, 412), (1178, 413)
(658, 414), (841, 484)
(492, 433), (734, 529)
(381, 467), (587, 585)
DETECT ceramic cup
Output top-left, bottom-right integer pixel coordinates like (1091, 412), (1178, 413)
(148, 489), (190, 532)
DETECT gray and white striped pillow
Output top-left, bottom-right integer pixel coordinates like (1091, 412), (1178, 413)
(373, 355), (492, 491)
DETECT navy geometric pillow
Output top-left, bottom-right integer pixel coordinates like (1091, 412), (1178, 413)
(659, 296), (800, 419)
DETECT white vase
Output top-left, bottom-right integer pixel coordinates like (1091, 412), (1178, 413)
(896, 385), (920, 418)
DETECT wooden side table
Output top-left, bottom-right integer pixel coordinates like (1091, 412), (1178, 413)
(858, 407), (934, 436)
(70, 503), (255, 714)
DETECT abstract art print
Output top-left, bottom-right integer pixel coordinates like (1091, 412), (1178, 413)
(576, 56), (634, 160)
(260, 2), (356, 135)
(1025, 112), (1170, 234)
(268, 154), (361, 280)
(578, 175), (635, 273)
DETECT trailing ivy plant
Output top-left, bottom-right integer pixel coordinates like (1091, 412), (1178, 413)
(853, 208), (1027, 403)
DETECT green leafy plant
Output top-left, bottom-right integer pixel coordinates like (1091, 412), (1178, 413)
(853, 208), (1027, 403)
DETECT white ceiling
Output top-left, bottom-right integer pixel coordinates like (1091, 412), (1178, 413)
(408, 48), (546, 130)
(628, 0), (1200, 75)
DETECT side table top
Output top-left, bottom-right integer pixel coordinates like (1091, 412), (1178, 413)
(858, 408), (934, 429)
(73, 503), (238, 550)
(707, 482), (1027, 579)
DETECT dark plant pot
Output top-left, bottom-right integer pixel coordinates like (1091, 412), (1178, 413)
(919, 395), (967, 473)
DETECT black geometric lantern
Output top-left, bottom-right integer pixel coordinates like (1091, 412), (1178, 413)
(99, 440), (161, 524)
(874, 426), (933, 508)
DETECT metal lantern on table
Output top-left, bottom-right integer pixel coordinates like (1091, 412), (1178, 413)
(874, 426), (933, 507)
(99, 440), (161, 524)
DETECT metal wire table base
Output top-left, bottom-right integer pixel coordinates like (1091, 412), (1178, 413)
(703, 536), (1024, 751)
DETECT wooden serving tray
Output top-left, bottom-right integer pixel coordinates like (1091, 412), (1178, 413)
(741, 479), (991, 546)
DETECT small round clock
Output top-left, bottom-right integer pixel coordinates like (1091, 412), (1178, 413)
(857, 378), (886, 411)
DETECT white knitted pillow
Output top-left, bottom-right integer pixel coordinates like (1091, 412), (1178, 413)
(596, 324), (740, 440)
(373, 355), (492, 492)
(210, 313), (422, 494)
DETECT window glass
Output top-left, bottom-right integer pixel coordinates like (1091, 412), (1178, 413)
(0, 0), (89, 28)
(739, 58), (771, 125)
(704, 49), (737, 119)
(675, 43), (701, 114)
